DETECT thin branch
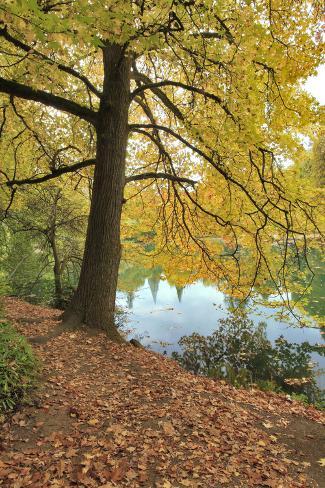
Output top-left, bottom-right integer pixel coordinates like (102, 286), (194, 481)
(0, 26), (101, 98)
(131, 80), (236, 123)
(125, 172), (196, 186)
(192, 32), (223, 39)
(213, 15), (235, 45)
(129, 123), (309, 237)
(1, 187), (16, 220)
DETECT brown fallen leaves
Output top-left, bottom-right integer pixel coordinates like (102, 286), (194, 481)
(0, 297), (324, 487)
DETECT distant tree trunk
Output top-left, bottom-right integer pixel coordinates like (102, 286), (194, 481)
(48, 190), (64, 308)
(63, 44), (131, 341)
(49, 233), (64, 308)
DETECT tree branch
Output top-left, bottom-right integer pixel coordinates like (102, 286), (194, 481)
(0, 26), (102, 98)
(129, 123), (209, 160)
(5, 159), (96, 187)
(213, 15), (235, 45)
(125, 172), (196, 186)
(192, 32), (223, 39)
(4, 162), (196, 188)
(131, 68), (184, 121)
(131, 80), (236, 123)
(0, 77), (97, 125)
(129, 123), (307, 236)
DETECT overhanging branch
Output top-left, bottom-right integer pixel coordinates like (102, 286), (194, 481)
(192, 32), (224, 39)
(3, 162), (196, 188)
(5, 159), (96, 187)
(128, 123), (307, 236)
(0, 77), (97, 125)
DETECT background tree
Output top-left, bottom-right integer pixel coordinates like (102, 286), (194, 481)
(2, 231), (41, 299)
(300, 133), (325, 188)
(5, 185), (87, 307)
(0, 0), (323, 340)
(3, 184), (88, 307)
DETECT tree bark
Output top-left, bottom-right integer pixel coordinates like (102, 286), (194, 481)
(63, 44), (131, 341)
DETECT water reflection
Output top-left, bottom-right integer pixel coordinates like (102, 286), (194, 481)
(172, 312), (322, 403)
(117, 263), (324, 390)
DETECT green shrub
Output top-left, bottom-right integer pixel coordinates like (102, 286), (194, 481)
(0, 321), (39, 414)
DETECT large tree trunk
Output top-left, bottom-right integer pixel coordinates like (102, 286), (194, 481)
(63, 44), (131, 341)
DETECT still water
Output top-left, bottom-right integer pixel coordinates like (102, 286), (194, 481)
(117, 273), (324, 389)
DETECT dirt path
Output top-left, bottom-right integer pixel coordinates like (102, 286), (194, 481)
(1, 297), (324, 487)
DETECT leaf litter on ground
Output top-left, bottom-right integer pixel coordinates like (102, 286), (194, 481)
(0, 297), (324, 487)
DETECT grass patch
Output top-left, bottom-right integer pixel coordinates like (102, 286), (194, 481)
(0, 320), (39, 416)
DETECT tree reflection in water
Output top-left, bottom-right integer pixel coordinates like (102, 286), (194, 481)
(171, 311), (324, 407)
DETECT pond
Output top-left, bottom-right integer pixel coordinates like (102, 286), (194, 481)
(6, 238), (324, 391)
(117, 263), (325, 390)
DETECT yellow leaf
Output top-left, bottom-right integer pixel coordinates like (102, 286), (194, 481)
(317, 458), (325, 467)
(88, 418), (99, 426)
(262, 421), (273, 429)
(181, 480), (194, 487)
(163, 482), (172, 488)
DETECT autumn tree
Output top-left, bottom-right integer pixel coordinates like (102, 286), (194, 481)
(300, 132), (325, 188)
(0, 0), (323, 340)
(4, 185), (87, 307)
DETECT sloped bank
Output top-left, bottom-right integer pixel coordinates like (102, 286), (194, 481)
(0, 297), (324, 487)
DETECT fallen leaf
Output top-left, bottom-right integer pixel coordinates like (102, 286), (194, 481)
(181, 480), (193, 486)
(163, 482), (172, 488)
(262, 421), (273, 429)
(88, 418), (99, 426)
(161, 421), (176, 435)
(126, 469), (137, 480)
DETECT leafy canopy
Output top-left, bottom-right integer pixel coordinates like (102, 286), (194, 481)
(0, 0), (324, 312)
